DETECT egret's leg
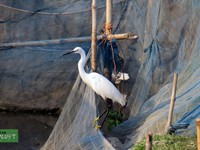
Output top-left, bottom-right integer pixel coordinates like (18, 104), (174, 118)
(106, 98), (113, 109)
(93, 109), (108, 128)
(95, 125), (102, 131)
(94, 99), (113, 131)
(99, 108), (110, 129)
(94, 109), (110, 131)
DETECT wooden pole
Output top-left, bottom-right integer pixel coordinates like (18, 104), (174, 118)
(166, 73), (178, 132)
(145, 134), (152, 150)
(106, 0), (112, 35)
(107, 33), (138, 40)
(197, 118), (200, 150)
(0, 33), (138, 49)
(91, 0), (97, 72)
(0, 37), (92, 48)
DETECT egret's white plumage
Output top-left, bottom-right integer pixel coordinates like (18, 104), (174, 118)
(71, 47), (126, 106)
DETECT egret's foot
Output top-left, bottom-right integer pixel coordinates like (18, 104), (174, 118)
(93, 117), (100, 127)
(95, 125), (101, 131)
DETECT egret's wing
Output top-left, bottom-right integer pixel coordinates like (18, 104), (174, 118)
(88, 72), (122, 100)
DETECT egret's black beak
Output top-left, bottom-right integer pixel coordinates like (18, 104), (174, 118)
(63, 51), (75, 56)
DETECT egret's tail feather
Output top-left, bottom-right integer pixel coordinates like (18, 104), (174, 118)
(123, 93), (130, 108)
(123, 101), (128, 108)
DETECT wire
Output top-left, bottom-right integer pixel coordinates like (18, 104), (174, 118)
(113, 0), (129, 34)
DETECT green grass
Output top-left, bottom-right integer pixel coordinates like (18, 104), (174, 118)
(107, 110), (123, 131)
(133, 134), (197, 150)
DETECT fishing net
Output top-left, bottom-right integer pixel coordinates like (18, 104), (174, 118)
(0, 0), (200, 149)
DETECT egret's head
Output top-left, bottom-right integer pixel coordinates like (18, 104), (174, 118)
(63, 47), (84, 56)
(73, 47), (83, 54)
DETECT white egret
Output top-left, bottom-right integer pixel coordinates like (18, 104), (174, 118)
(63, 47), (127, 130)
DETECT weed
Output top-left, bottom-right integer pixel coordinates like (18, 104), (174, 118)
(133, 134), (197, 150)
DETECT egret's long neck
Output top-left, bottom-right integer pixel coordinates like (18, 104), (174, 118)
(78, 51), (88, 83)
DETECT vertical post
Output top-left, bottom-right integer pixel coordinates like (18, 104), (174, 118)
(91, 0), (97, 72)
(106, 0), (112, 35)
(197, 119), (200, 150)
(146, 134), (152, 150)
(166, 73), (178, 132)
(104, 0), (113, 80)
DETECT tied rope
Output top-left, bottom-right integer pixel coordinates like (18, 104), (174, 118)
(105, 23), (113, 34)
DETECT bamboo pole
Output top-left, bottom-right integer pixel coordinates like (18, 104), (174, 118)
(91, 0), (97, 72)
(145, 134), (152, 150)
(0, 37), (91, 48)
(107, 33), (138, 40)
(106, 0), (112, 35)
(0, 33), (138, 49)
(197, 118), (200, 150)
(166, 73), (178, 132)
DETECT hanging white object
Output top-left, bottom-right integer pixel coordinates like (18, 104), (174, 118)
(112, 72), (130, 84)
(117, 72), (129, 80)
